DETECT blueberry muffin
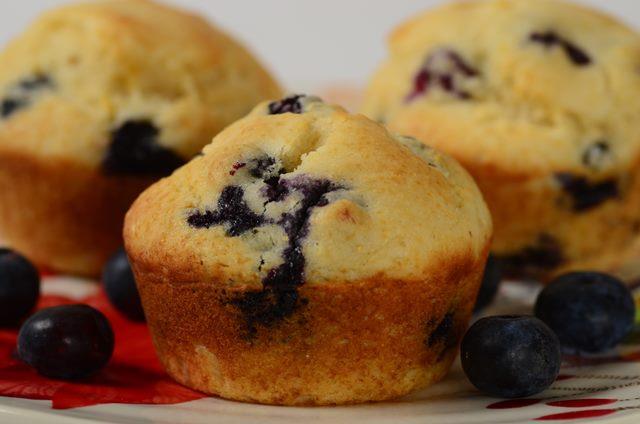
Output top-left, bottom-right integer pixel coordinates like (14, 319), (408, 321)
(362, 0), (640, 281)
(124, 95), (492, 405)
(0, 0), (280, 276)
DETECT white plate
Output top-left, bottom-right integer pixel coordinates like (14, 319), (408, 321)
(1, 278), (640, 423)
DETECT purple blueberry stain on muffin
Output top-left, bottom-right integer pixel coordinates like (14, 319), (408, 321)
(426, 312), (462, 360)
(529, 31), (592, 66)
(1, 98), (25, 118)
(187, 185), (265, 236)
(102, 120), (186, 176)
(498, 234), (565, 279)
(188, 155), (346, 336)
(406, 48), (479, 102)
(248, 156), (279, 178)
(555, 172), (619, 212)
(233, 175), (342, 336)
(1, 74), (54, 118)
(18, 74), (52, 91)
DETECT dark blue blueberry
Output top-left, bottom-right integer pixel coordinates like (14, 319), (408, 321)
(498, 234), (564, 279)
(268, 95), (307, 114)
(406, 48), (478, 102)
(1, 98), (26, 118)
(535, 272), (635, 353)
(555, 173), (618, 212)
(474, 255), (502, 312)
(102, 120), (186, 176)
(102, 248), (145, 322)
(530, 31), (592, 66)
(17, 304), (114, 380)
(187, 185), (265, 236)
(461, 315), (561, 398)
(0, 249), (40, 326)
(1, 74), (54, 118)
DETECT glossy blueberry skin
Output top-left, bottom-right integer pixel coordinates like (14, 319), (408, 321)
(17, 305), (114, 380)
(102, 249), (145, 322)
(474, 255), (502, 313)
(461, 315), (561, 398)
(535, 272), (635, 353)
(0, 249), (40, 326)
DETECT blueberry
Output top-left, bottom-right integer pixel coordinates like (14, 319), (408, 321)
(102, 120), (186, 176)
(231, 176), (341, 335)
(268, 95), (306, 114)
(474, 255), (502, 312)
(0, 249), (40, 326)
(406, 48), (479, 102)
(17, 304), (114, 380)
(102, 248), (145, 322)
(530, 31), (592, 66)
(535, 272), (635, 353)
(461, 315), (561, 398)
(1, 98), (25, 118)
(555, 173), (618, 212)
(0, 74), (54, 118)
(187, 185), (265, 236)
(189, 168), (342, 336)
(18, 74), (52, 91)
(248, 156), (278, 178)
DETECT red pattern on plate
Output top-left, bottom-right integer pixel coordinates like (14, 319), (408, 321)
(487, 399), (541, 409)
(547, 399), (617, 408)
(535, 409), (617, 420)
(0, 291), (206, 409)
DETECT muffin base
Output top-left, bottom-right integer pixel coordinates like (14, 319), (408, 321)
(131, 250), (487, 406)
(0, 150), (154, 276)
(474, 164), (640, 282)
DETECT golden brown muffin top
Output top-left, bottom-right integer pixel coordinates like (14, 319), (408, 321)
(125, 95), (492, 288)
(362, 0), (640, 177)
(0, 0), (280, 171)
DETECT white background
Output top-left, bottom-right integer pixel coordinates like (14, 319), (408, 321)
(1, 0), (639, 90)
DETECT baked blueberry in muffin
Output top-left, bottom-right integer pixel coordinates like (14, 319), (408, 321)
(362, 0), (640, 280)
(0, 0), (280, 276)
(124, 96), (492, 405)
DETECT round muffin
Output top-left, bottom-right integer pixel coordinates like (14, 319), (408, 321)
(124, 95), (492, 405)
(362, 0), (640, 281)
(0, 0), (280, 276)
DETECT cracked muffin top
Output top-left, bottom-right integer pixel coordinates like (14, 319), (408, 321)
(124, 95), (492, 292)
(0, 0), (280, 174)
(362, 0), (640, 178)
